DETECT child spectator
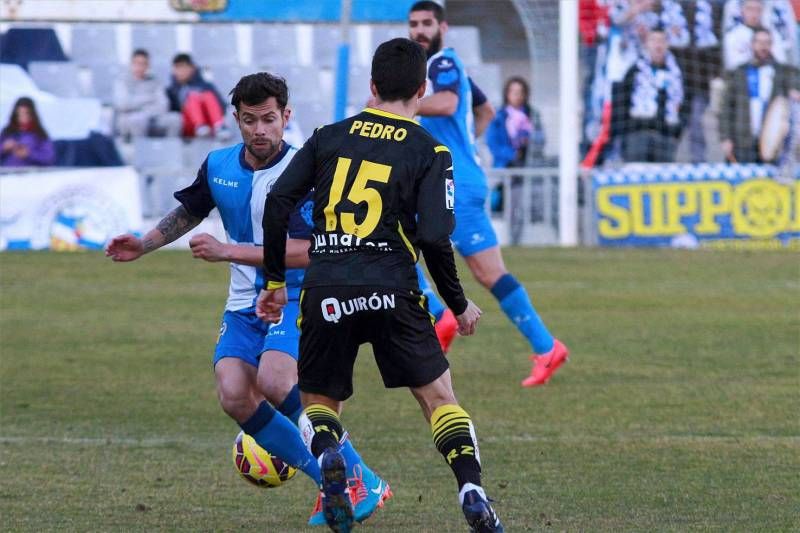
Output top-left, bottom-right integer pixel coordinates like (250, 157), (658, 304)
(113, 49), (181, 139)
(166, 53), (228, 138)
(0, 97), (55, 167)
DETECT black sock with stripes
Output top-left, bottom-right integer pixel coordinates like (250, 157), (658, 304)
(430, 403), (482, 489)
(302, 404), (344, 458)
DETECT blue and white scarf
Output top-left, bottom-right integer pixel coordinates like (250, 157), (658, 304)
(746, 63), (775, 136)
(693, 0), (719, 48)
(630, 51), (684, 126)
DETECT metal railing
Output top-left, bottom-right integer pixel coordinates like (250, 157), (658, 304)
(485, 167), (560, 246)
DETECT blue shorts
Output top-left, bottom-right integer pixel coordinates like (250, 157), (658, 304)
(213, 301), (301, 368)
(451, 186), (498, 257)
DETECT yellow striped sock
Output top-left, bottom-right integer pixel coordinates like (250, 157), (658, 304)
(431, 404), (473, 449)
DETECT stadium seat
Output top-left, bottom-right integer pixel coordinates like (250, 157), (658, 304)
(90, 63), (126, 105)
(192, 24), (239, 66)
(312, 25), (341, 67)
(131, 137), (185, 217)
(182, 138), (220, 170)
(292, 100), (333, 138)
(347, 65), (372, 107)
(70, 24), (118, 65)
(369, 24), (407, 56)
(131, 24), (178, 67)
(209, 64), (253, 99)
(447, 26), (482, 65)
(28, 61), (87, 98)
(466, 63), (502, 104)
(275, 65), (324, 103)
(252, 24), (300, 67)
(133, 137), (184, 171)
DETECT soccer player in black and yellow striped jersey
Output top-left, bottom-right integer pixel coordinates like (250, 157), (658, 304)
(257, 38), (503, 533)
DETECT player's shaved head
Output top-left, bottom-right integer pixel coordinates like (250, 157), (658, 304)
(371, 38), (427, 102)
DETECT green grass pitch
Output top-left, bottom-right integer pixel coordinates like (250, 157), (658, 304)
(1, 248), (798, 531)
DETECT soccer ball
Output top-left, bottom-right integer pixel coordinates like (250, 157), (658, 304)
(232, 431), (297, 488)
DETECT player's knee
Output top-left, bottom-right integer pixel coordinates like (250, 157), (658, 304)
(216, 385), (258, 423)
(467, 255), (507, 288)
(472, 269), (497, 289)
(411, 382), (457, 421)
(257, 353), (297, 405)
(258, 374), (295, 406)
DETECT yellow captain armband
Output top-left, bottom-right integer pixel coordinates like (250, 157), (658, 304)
(434, 145), (450, 154)
(267, 281), (286, 290)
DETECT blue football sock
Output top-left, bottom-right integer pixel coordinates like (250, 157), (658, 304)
(339, 432), (376, 480)
(277, 384), (303, 425)
(490, 273), (554, 354)
(417, 264), (446, 321)
(240, 401), (321, 484)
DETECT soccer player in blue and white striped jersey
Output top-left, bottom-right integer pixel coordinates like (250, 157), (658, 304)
(408, 1), (569, 388)
(106, 72), (390, 527)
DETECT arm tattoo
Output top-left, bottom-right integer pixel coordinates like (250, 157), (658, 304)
(155, 205), (202, 246)
(142, 236), (158, 253)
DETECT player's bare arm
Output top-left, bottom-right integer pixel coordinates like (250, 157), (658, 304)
(105, 205), (202, 262)
(472, 100), (495, 138)
(189, 235), (310, 268)
(418, 90), (458, 116)
(151, 205), (203, 250)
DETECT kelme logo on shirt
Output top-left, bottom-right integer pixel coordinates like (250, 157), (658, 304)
(212, 177), (239, 188)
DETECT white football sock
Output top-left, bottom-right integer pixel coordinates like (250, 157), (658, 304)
(458, 482), (486, 506)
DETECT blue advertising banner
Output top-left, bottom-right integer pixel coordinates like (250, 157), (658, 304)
(592, 164), (800, 250)
(199, 0), (417, 22)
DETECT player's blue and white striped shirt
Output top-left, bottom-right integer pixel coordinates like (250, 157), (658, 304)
(420, 48), (485, 191)
(175, 142), (311, 311)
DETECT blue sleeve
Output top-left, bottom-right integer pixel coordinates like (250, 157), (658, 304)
(174, 158), (216, 218)
(428, 55), (462, 94)
(287, 191), (314, 240)
(468, 77), (487, 106)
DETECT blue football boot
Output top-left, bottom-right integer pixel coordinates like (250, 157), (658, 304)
(462, 489), (504, 533)
(308, 493), (326, 527)
(320, 448), (354, 532)
(349, 463), (392, 523)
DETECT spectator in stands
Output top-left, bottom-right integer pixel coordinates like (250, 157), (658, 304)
(724, 0), (767, 70)
(487, 76), (546, 167)
(113, 49), (181, 140)
(671, 0), (723, 163)
(166, 53), (228, 139)
(613, 27), (686, 162)
(486, 76), (545, 243)
(720, 28), (800, 163)
(0, 97), (55, 167)
(610, 0), (690, 58)
(723, 0), (798, 71)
